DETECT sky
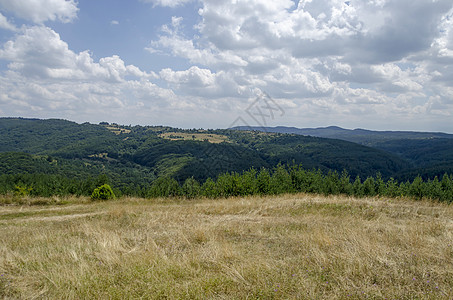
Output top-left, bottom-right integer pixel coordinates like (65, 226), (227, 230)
(0, 0), (452, 133)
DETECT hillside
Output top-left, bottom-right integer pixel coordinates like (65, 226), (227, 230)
(231, 125), (453, 145)
(0, 118), (412, 196)
(232, 125), (453, 180)
(1, 194), (452, 298)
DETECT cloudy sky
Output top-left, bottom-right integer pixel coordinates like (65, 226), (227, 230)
(0, 0), (452, 132)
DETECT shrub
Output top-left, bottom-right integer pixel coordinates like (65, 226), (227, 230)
(91, 184), (115, 201)
(14, 184), (33, 197)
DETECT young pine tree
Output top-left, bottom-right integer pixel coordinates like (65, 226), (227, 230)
(182, 177), (201, 199)
(352, 176), (363, 197)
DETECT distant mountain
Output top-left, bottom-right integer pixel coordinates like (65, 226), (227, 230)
(231, 125), (453, 145)
(231, 125), (453, 180)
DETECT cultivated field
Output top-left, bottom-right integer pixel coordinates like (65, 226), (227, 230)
(0, 194), (452, 299)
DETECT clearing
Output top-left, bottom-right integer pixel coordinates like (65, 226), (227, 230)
(159, 132), (229, 143)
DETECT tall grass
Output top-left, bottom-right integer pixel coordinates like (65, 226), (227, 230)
(1, 194), (452, 299)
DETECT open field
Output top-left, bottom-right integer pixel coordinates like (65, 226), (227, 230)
(159, 132), (229, 143)
(105, 126), (132, 135)
(0, 194), (452, 299)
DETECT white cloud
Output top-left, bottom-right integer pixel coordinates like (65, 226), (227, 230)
(159, 66), (245, 98)
(111, 20), (119, 25)
(0, 0), (78, 24)
(140, 0), (193, 8)
(0, 12), (17, 31)
(371, 63), (424, 92)
(0, 25), (179, 125)
(145, 0), (453, 131)
(0, 26), (156, 82)
(1, 0), (453, 131)
(160, 66), (215, 86)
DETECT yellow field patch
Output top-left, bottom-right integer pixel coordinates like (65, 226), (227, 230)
(159, 132), (229, 143)
(105, 126), (131, 135)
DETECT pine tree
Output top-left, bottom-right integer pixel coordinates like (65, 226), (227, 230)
(339, 170), (352, 195)
(269, 164), (293, 195)
(363, 177), (376, 196)
(201, 178), (218, 198)
(385, 177), (399, 198)
(409, 176), (425, 200)
(375, 173), (386, 196)
(182, 177), (201, 199)
(353, 176), (363, 197)
(257, 168), (271, 195)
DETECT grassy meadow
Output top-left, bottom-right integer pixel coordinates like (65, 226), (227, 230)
(0, 194), (452, 299)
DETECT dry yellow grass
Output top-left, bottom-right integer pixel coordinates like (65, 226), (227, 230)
(0, 194), (452, 299)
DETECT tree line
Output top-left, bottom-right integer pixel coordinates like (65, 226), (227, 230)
(1, 164), (452, 203)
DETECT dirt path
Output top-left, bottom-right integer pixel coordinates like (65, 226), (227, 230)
(0, 204), (87, 215)
(18, 211), (106, 222)
(0, 204), (107, 223)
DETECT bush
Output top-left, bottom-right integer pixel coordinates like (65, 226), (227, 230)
(14, 184), (33, 197)
(91, 184), (115, 201)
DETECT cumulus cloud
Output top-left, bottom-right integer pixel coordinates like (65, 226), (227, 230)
(0, 26), (156, 82)
(0, 25), (179, 125)
(348, 0), (452, 64)
(1, 0), (453, 131)
(0, 0), (78, 24)
(0, 12), (17, 31)
(141, 0), (453, 130)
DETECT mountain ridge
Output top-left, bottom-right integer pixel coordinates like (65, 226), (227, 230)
(231, 125), (453, 141)
(231, 125), (453, 180)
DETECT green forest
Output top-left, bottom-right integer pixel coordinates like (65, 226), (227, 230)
(0, 118), (452, 202)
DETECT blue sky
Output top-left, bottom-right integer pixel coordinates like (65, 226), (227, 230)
(0, 0), (452, 132)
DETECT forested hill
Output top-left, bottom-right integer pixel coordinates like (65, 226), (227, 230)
(231, 125), (453, 145)
(0, 118), (413, 189)
(232, 125), (453, 180)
